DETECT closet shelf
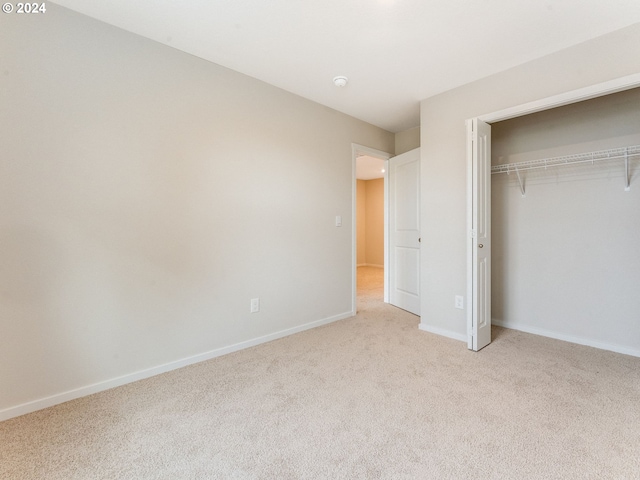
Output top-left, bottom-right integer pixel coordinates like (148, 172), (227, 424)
(491, 144), (640, 194)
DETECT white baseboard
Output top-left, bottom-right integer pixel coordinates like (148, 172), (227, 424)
(493, 319), (640, 358)
(418, 323), (467, 342)
(357, 263), (383, 268)
(0, 311), (353, 422)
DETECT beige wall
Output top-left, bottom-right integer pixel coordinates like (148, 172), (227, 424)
(420, 23), (640, 351)
(356, 180), (367, 265)
(491, 88), (640, 352)
(356, 179), (384, 267)
(0, 5), (394, 417)
(367, 178), (384, 267)
(364, 179), (384, 267)
(395, 127), (420, 155)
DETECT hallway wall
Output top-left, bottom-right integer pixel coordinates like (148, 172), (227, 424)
(356, 179), (384, 267)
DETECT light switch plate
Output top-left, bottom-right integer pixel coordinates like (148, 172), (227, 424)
(455, 295), (464, 309)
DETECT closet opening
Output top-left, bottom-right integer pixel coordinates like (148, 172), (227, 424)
(490, 87), (640, 356)
(468, 78), (640, 356)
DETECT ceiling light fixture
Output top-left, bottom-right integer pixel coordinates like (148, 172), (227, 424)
(333, 76), (348, 87)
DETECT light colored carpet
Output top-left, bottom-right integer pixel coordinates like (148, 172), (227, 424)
(1, 266), (639, 479)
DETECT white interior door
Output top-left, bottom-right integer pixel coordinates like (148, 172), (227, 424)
(389, 148), (420, 315)
(467, 119), (491, 351)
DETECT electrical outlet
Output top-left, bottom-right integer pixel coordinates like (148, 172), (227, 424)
(250, 298), (260, 313)
(455, 295), (464, 309)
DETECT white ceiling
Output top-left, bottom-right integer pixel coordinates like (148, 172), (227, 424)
(52, 0), (640, 133)
(357, 156), (386, 180)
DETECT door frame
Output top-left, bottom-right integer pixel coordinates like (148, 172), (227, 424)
(466, 72), (640, 349)
(351, 144), (392, 314)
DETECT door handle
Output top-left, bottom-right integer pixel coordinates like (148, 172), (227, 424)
(479, 244), (484, 248)
(418, 238), (421, 242)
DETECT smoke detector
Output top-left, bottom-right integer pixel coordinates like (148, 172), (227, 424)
(333, 76), (348, 87)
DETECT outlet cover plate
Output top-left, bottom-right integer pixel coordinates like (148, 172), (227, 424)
(250, 298), (260, 313)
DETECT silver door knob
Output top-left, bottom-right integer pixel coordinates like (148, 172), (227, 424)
(479, 244), (484, 248)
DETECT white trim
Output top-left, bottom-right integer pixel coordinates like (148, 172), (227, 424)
(383, 159), (390, 304)
(418, 322), (467, 342)
(493, 319), (640, 359)
(352, 144), (393, 160)
(351, 143), (392, 313)
(0, 311), (353, 422)
(479, 73), (640, 123)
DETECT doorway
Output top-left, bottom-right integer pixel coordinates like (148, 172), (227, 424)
(352, 145), (421, 316)
(352, 145), (390, 313)
(356, 156), (385, 306)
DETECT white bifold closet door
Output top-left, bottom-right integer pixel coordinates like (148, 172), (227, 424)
(467, 119), (492, 351)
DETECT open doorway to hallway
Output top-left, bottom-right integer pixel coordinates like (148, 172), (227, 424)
(356, 155), (385, 303)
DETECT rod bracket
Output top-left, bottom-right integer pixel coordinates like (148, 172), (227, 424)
(514, 166), (525, 197)
(625, 149), (631, 191)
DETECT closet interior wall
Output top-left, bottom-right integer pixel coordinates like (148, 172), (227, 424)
(491, 87), (640, 356)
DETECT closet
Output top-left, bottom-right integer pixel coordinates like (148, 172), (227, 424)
(490, 87), (640, 355)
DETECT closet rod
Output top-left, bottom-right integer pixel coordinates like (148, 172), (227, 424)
(491, 144), (640, 176)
